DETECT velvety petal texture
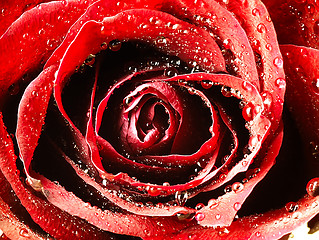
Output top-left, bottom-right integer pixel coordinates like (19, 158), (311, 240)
(0, 0), (318, 239)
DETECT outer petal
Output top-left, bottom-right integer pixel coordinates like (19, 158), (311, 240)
(0, 113), (116, 240)
(217, 0), (285, 129)
(0, 0), (96, 104)
(281, 45), (319, 186)
(262, 0), (319, 49)
(145, 131), (319, 239)
(0, 0), (51, 36)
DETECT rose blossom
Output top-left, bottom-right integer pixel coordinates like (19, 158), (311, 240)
(0, 0), (318, 239)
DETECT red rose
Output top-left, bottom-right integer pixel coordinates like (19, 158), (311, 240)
(0, 0), (318, 239)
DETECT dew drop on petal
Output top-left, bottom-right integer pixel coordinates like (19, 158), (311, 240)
(306, 178), (319, 197)
(164, 68), (178, 77)
(195, 203), (205, 210)
(223, 39), (231, 49)
(275, 78), (285, 88)
(234, 202), (242, 211)
(232, 182), (244, 193)
(242, 104), (253, 121)
(311, 78), (319, 94)
(265, 43), (272, 51)
(195, 212), (205, 221)
(201, 80), (213, 89)
(257, 23), (267, 33)
(261, 91), (272, 109)
(242, 81), (252, 91)
(19, 228), (30, 237)
(252, 8), (260, 16)
(208, 199), (219, 209)
(221, 86), (232, 97)
(109, 40), (122, 51)
(273, 57), (283, 68)
(175, 191), (189, 206)
(147, 186), (161, 197)
(314, 20), (319, 35)
(217, 227), (229, 236)
(101, 42), (108, 50)
(285, 202), (299, 212)
(224, 185), (232, 193)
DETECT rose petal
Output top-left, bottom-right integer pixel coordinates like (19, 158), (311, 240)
(0, 113), (115, 239)
(263, 0), (319, 49)
(218, 0), (285, 128)
(281, 44), (319, 181)
(0, 0), (95, 104)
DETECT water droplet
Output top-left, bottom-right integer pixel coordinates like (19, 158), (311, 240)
(305, 4), (315, 14)
(306, 178), (319, 197)
(149, 17), (159, 25)
(219, 173), (227, 180)
(314, 20), (319, 35)
(242, 160), (248, 167)
(215, 214), (221, 220)
(265, 43), (272, 51)
(46, 39), (55, 49)
(85, 54), (95, 66)
(312, 78), (319, 94)
(175, 191), (188, 206)
(223, 39), (231, 49)
(285, 202), (299, 212)
(195, 212), (205, 221)
(208, 199), (219, 208)
(224, 185), (232, 193)
(156, 37), (170, 46)
(188, 88), (196, 95)
(156, 202), (164, 208)
(164, 68), (178, 77)
(123, 96), (133, 107)
(31, 91), (38, 97)
(109, 39), (122, 51)
(232, 182), (244, 193)
(201, 80), (213, 89)
(217, 227), (229, 236)
(255, 231), (261, 237)
(38, 28), (45, 35)
(265, 15), (272, 22)
(195, 203), (205, 210)
(234, 202), (242, 210)
(273, 57), (283, 68)
(101, 42), (108, 50)
(252, 8), (260, 16)
(146, 186), (161, 196)
(143, 229), (150, 236)
(242, 104), (253, 121)
(19, 228), (30, 237)
(163, 182), (170, 186)
(257, 23), (266, 33)
(221, 86), (232, 97)
(261, 91), (272, 109)
(275, 78), (285, 88)
(246, 169), (257, 179)
(242, 81), (252, 91)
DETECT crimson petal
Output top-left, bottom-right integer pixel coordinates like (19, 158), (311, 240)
(0, 0), (96, 104)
